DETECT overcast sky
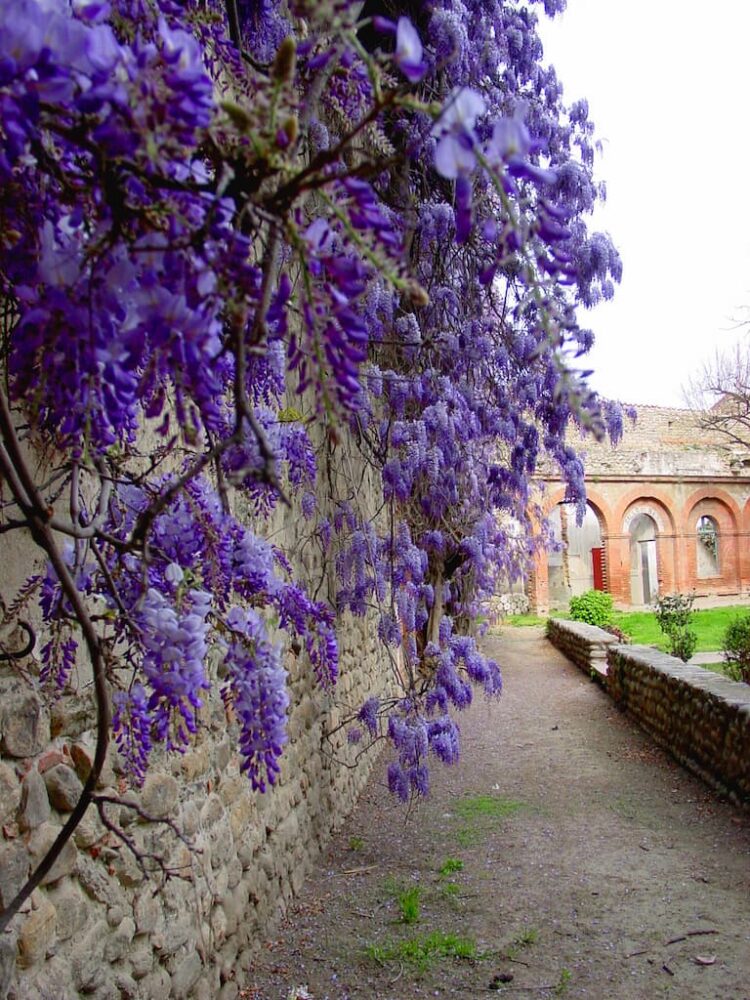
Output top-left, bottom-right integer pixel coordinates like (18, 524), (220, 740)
(538, 0), (750, 408)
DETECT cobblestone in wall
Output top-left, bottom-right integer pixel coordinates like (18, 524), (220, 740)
(0, 445), (396, 999)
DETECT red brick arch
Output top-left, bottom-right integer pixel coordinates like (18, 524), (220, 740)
(536, 488), (615, 604)
(683, 490), (742, 591)
(613, 488), (678, 535)
(541, 487), (614, 539)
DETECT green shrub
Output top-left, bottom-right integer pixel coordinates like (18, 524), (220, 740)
(568, 590), (614, 628)
(722, 615), (750, 684)
(654, 593), (697, 662)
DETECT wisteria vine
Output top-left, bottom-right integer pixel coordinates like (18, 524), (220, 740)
(0, 0), (623, 923)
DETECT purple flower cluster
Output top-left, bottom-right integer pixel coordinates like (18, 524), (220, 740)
(39, 631), (78, 697)
(224, 607), (290, 792)
(138, 587), (211, 750)
(3, 0), (624, 809)
(112, 684), (152, 787)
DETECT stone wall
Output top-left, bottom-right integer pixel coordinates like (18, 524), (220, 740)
(546, 619), (750, 807)
(606, 645), (750, 807)
(545, 618), (619, 678)
(0, 446), (395, 998)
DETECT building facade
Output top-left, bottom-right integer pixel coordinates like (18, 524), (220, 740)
(529, 405), (750, 612)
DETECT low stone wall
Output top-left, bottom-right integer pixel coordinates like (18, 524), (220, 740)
(546, 618), (750, 808)
(545, 618), (620, 677)
(606, 646), (750, 807)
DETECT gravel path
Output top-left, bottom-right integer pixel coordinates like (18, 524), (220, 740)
(245, 626), (750, 1000)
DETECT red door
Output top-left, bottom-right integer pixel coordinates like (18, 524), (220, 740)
(591, 547), (605, 591)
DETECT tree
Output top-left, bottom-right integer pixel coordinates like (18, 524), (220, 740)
(0, 0), (622, 932)
(685, 342), (750, 456)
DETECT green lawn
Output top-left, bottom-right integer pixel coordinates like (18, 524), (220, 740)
(611, 606), (749, 653)
(504, 605), (750, 654)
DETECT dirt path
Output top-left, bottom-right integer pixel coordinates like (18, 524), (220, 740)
(245, 627), (750, 1000)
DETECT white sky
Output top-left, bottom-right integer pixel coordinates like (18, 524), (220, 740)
(538, 0), (750, 407)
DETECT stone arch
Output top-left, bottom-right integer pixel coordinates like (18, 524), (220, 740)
(620, 495), (677, 604)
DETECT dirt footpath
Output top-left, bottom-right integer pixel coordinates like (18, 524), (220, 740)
(246, 627), (750, 1000)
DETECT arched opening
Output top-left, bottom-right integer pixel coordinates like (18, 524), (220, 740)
(547, 502), (604, 607)
(629, 513), (658, 605)
(696, 514), (720, 578)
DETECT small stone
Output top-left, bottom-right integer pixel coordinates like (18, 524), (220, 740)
(17, 891), (57, 968)
(72, 808), (104, 849)
(134, 891), (161, 935)
(70, 919), (107, 992)
(226, 855), (242, 890)
(70, 739), (116, 788)
(215, 737), (232, 772)
(130, 945), (154, 979)
(36, 748), (66, 774)
(103, 916), (135, 963)
(27, 822), (78, 885)
(114, 972), (139, 998)
(141, 774), (179, 820)
(0, 931), (17, 1000)
(179, 801), (200, 837)
(218, 983), (239, 1000)
(1, 693), (49, 758)
(151, 917), (193, 957)
(0, 841), (29, 909)
(47, 883), (88, 942)
(43, 764), (84, 812)
(109, 848), (145, 888)
(179, 745), (210, 780)
(77, 855), (124, 908)
(192, 975), (213, 1000)
(107, 904), (125, 928)
(0, 762), (21, 827)
(200, 793), (225, 828)
(50, 691), (96, 740)
(210, 905), (227, 947)
(139, 967), (172, 999)
(170, 951), (202, 998)
(18, 768), (50, 831)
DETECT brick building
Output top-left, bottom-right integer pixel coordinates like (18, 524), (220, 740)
(529, 405), (750, 611)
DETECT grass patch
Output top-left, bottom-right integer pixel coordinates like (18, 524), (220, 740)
(611, 605), (750, 653)
(397, 886), (421, 924)
(365, 931), (478, 972)
(504, 613), (547, 627)
(554, 967), (572, 995)
(348, 835), (365, 851)
(439, 881), (461, 900)
(454, 794), (523, 847)
(504, 926), (539, 960)
(438, 857), (464, 876)
(455, 794), (523, 821)
(699, 660), (737, 679)
(380, 878), (422, 924)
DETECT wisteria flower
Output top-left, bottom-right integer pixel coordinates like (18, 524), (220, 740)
(486, 117), (557, 187)
(394, 17), (426, 83)
(432, 87), (486, 179)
